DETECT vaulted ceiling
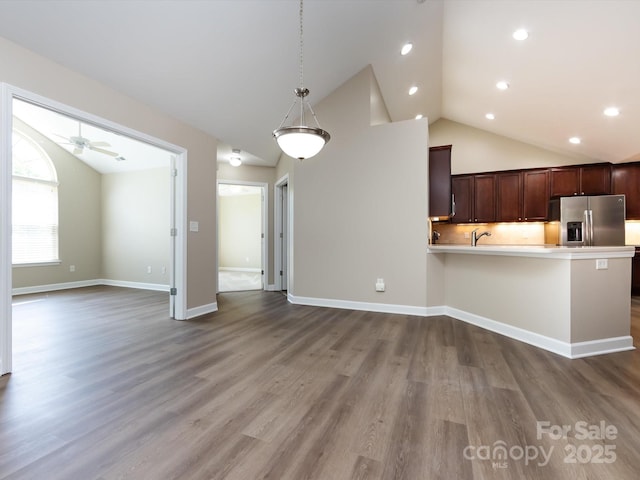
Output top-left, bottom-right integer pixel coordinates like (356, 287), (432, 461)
(1, 0), (638, 168)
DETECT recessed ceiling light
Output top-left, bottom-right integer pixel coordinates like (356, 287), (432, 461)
(408, 86), (418, 96)
(496, 81), (510, 90)
(604, 107), (620, 117)
(485, 113), (495, 120)
(415, 114), (423, 120)
(401, 43), (413, 56)
(569, 137), (581, 144)
(513, 29), (529, 41)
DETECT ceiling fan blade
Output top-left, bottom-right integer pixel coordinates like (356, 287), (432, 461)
(53, 133), (72, 142)
(73, 147), (83, 155)
(89, 141), (111, 147)
(90, 146), (119, 157)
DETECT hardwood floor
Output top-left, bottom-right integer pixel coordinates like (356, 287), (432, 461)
(2, 287), (640, 479)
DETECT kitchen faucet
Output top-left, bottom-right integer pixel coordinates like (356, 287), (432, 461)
(471, 228), (491, 246)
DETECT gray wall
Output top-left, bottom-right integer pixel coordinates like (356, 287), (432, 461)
(279, 66), (430, 309)
(101, 168), (170, 285)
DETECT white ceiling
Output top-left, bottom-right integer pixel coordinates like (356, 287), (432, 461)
(13, 99), (173, 174)
(1, 0), (638, 168)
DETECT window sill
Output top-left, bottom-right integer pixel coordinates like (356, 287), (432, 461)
(12, 261), (61, 268)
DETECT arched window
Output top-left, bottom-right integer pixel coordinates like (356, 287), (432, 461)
(12, 129), (59, 265)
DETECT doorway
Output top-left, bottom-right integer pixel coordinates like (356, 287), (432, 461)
(0, 84), (188, 375)
(275, 175), (290, 293)
(217, 181), (267, 292)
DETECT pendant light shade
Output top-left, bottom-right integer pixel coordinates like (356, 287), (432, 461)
(273, 0), (330, 160)
(274, 126), (330, 160)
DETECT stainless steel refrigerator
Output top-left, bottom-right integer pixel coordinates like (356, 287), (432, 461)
(547, 194), (626, 246)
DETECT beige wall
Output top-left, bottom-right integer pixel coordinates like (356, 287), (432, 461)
(12, 118), (102, 289)
(1, 35), (218, 309)
(429, 118), (596, 174)
(101, 168), (170, 285)
(280, 66), (430, 308)
(218, 193), (262, 270)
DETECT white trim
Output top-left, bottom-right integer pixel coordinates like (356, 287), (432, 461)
(12, 279), (170, 296)
(219, 267), (262, 273)
(186, 301), (218, 319)
(265, 283), (278, 292)
(0, 83), (13, 375)
(288, 293), (430, 317)
(428, 245), (635, 260)
(444, 306), (635, 359)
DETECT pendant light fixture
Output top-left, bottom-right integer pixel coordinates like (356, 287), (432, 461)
(273, 0), (330, 160)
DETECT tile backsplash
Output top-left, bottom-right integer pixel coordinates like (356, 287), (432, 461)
(431, 220), (640, 246)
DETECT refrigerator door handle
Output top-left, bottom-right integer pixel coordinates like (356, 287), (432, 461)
(588, 209), (594, 246)
(584, 209), (590, 245)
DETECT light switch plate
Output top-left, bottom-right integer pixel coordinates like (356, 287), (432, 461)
(189, 221), (199, 232)
(596, 259), (608, 270)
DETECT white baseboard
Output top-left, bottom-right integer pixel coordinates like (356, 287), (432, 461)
(219, 267), (262, 273)
(186, 301), (218, 319)
(12, 279), (169, 296)
(445, 306), (635, 359)
(12, 279), (102, 296)
(287, 293), (431, 317)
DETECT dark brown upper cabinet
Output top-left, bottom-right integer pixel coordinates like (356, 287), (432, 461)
(522, 169), (550, 221)
(451, 175), (474, 223)
(496, 172), (522, 222)
(612, 162), (640, 220)
(550, 164), (611, 197)
(428, 145), (452, 218)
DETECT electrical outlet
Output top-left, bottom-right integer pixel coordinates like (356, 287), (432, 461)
(596, 259), (608, 270)
(69, 265), (75, 272)
(147, 266), (152, 274)
(375, 278), (385, 292)
(464, 232), (470, 239)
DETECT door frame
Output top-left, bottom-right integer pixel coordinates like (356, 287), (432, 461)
(274, 174), (290, 292)
(216, 179), (268, 292)
(0, 83), (188, 375)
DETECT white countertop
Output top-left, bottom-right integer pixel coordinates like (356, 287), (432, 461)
(428, 244), (636, 259)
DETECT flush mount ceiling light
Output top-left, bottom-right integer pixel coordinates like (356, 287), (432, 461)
(603, 106), (620, 117)
(512, 28), (529, 41)
(415, 114), (423, 120)
(273, 0), (330, 160)
(408, 85), (418, 96)
(401, 43), (413, 55)
(569, 137), (581, 144)
(230, 148), (242, 167)
(496, 80), (510, 90)
(485, 113), (495, 120)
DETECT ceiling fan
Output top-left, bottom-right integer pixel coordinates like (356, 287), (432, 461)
(55, 123), (119, 157)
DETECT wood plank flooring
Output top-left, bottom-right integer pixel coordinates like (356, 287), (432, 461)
(1, 287), (640, 479)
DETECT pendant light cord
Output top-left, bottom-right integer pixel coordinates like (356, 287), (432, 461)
(299, 0), (304, 90)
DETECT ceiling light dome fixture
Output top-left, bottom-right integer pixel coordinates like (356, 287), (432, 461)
(230, 148), (242, 167)
(496, 80), (510, 90)
(513, 28), (529, 41)
(401, 43), (413, 55)
(273, 0), (330, 160)
(408, 85), (418, 96)
(569, 137), (581, 145)
(604, 106), (620, 117)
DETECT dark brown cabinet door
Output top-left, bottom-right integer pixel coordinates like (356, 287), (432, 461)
(633, 248), (640, 296)
(550, 164), (611, 197)
(550, 167), (580, 196)
(428, 146), (452, 217)
(451, 175), (473, 223)
(522, 169), (550, 221)
(612, 162), (640, 219)
(496, 172), (522, 222)
(580, 164), (611, 195)
(473, 174), (496, 222)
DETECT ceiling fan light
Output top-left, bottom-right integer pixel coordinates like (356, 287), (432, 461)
(273, 126), (330, 160)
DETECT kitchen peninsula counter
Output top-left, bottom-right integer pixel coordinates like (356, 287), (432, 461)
(427, 244), (635, 358)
